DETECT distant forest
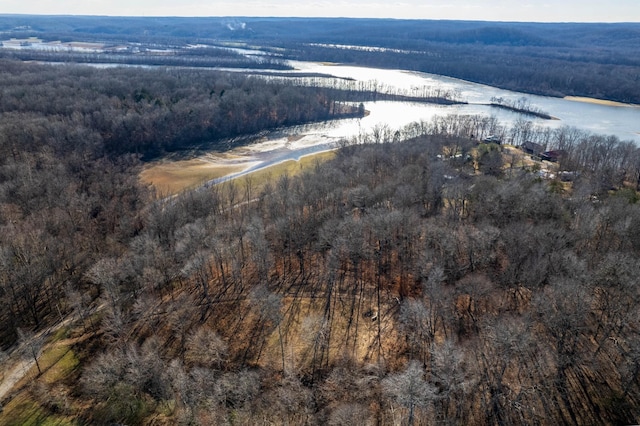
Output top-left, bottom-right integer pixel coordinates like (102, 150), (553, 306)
(1, 15), (640, 103)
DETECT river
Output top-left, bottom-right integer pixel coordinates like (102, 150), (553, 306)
(201, 58), (640, 183)
(285, 60), (640, 142)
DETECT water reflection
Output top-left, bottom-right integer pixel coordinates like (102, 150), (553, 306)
(150, 56), (640, 184)
(208, 88), (639, 183)
(288, 61), (640, 142)
(79, 57), (640, 142)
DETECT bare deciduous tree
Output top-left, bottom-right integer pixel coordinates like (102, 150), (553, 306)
(184, 325), (228, 369)
(382, 360), (436, 426)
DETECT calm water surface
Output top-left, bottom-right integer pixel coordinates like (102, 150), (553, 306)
(289, 61), (640, 143)
(207, 60), (640, 182)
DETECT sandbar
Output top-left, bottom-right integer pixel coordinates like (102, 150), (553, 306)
(563, 96), (638, 108)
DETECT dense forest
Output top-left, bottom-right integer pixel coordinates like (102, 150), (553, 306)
(1, 14), (640, 423)
(2, 16), (640, 103)
(0, 53), (640, 424)
(0, 58), (371, 343)
(0, 60), (372, 159)
(279, 25), (640, 103)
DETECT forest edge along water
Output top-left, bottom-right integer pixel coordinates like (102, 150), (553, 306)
(141, 58), (640, 195)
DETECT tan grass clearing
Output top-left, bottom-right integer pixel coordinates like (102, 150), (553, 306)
(141, 149), (336, 198)
(140, 158), (245, 196)
(236, 150), (336, 193)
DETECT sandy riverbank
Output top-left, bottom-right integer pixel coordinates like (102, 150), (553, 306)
(563, 96), (638, 108)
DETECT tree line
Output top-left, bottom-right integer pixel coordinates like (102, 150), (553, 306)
(0, 45), (292, 70)
(393, 113), (640, 192)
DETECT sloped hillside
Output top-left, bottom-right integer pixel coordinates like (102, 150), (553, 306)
(3, 133), (639, 425)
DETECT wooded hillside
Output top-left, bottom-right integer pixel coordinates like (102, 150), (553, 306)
(0, 58), (640, 425)
(3, 133), (640, 424)
(0, 59), (366, 346)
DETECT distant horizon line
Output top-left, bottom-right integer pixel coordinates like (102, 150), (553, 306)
(0, 13), (638, 25)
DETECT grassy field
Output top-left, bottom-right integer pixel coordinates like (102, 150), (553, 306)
(141, 150), (337, 196)
(140, 157), (246, 196)
(235, 150), (336, 192)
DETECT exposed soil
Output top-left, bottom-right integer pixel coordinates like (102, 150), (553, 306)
(0, 359), (36, 402)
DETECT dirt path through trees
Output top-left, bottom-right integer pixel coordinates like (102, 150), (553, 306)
(0, 312), (85, 404)
(0, 358), (36, 402)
